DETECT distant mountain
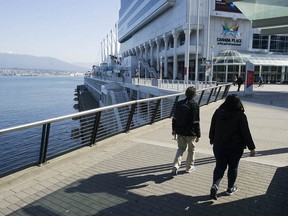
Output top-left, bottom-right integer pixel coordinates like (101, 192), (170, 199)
(0, 52), (89, 71)
(72, 62), (95, 69)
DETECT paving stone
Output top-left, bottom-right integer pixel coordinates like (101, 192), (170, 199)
(0, 85), (287, 215)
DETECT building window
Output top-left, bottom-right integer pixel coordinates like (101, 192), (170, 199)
(270, 35), (288, 52)
(168, 36), (174, 48)
(179, 32), (185, 46)
(252, 34), (268, 49)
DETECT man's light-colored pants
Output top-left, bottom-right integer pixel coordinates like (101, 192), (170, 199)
(172, 135), (196, 171)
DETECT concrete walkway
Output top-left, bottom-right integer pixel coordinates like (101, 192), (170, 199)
(0, 84), (287, 216)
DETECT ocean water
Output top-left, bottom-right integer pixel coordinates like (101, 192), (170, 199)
(0, 76), (84, 130)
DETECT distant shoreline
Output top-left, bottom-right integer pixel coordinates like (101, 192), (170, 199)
(0, 68), (86, 77)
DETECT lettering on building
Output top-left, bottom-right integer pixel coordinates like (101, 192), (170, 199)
(217, 37), (242, 46)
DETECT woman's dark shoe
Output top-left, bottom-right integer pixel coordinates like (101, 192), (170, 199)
(210, 185), (218, 200)
(226, 186), (238, 195)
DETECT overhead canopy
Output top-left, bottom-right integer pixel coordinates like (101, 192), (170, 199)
(225, 0), (288, 35)
(214, 50), (288, 66)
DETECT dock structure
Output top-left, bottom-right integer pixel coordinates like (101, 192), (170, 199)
(0, 84), (287, 216)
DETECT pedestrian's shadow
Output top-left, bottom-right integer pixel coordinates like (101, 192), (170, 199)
(65, 162), (176, 195)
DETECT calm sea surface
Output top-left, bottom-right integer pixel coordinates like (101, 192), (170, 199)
(0, 76), (84, 130)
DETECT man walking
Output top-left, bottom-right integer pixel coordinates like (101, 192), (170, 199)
(171, 86), (201, 175)
(235, 74), (244, 91)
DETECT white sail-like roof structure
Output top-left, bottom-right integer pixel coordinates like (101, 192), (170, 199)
(225, 0), (288, 35)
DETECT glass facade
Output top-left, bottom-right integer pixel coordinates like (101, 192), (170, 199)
(128, 0), (160, 28)
(215, 0), (242, 13)
(118, 0), (173, 42)
(253, 34), (288, 52)
(120, 0), (132, 17)
(119, 0), (143, 27)
(270, 35), (288, 52)
(252, 34), (269, 49)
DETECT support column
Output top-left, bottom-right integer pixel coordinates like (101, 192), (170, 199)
(110, 29), (113, 56)
(184, 27), (191, 82)
(139, 45), (144, 60)
(281, 66), (285, 82)
(225, 65), (228, 82)
(135, 46), (139, 59)
(106, 34), (110, 58)
(163, 33), (168, 78)
(129, 49), (133, 56)
(101, 41), (104, 63)
(172, 30), (179, 80)
(144, 43), (149, 62)
(149, 40), (154, 66)
(239, 65), (241, 76)
(155, 37), (160, 73)
(103, 38), (107, 62)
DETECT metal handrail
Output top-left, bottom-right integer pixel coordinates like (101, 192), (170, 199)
(0, 88), (213, 135)
(0, 92), (183, 134)
(0, 83), (231, 177)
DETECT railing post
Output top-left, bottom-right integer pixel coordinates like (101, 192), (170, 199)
(150, 99), (161, 124)
(90, 112), (101, 146)
(206, 89), (214, 105)
(42, 123), (51, 164)
(170, 96), (179, 118)
(222, 84), (231, 99)
(39, 124), (47, 165)
(213, 82), (219, 95)
(198, 90), (205, 105)
(215, 86), (222, 101)
(38, 123), (51, 165)
(125, 104), (137, 133)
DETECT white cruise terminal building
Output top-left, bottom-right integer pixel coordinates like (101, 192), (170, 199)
(112, 0), (288, 84)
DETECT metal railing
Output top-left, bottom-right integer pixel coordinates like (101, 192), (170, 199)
(0, 83), (231, 177)
(86, 74), (218, 93)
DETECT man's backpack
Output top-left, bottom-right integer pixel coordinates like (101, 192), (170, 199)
(173, 99), (192, 127)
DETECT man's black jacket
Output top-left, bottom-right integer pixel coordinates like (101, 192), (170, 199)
(172, 98), (201, 138)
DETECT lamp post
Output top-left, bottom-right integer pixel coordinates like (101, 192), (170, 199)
(210, 47), (214, 86)
(138, 60), (140, 84)
(195, 0), (200, 89)
(184, 0), (191, 88)
(160, 56), (163, 88)
(204, 60), (210, 88)
(205, 0), (211, 88)
(204, 45), (214, 88)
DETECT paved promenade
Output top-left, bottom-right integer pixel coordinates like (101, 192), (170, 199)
(0, 84), (287, 216)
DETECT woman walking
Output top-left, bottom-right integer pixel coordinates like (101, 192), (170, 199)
(209, 94), (256, 200)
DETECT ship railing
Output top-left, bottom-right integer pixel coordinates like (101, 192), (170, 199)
(89, 72), (218, 92)
(131, 78), (218, 91)
(0, 83), (231, 177)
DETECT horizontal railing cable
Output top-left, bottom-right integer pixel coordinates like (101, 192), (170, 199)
(0, 83), (231, 177)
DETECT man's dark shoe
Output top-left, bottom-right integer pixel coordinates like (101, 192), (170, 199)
(226, 186), (238, 195)
(171, 167), (178, 175)
(210, 185), (218, 200)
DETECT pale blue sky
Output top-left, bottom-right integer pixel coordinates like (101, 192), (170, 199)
(0, 0), (120, 65)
